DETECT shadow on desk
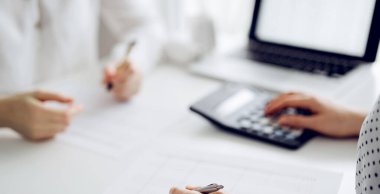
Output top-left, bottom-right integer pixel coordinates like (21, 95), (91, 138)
(161, 113), (358, 166)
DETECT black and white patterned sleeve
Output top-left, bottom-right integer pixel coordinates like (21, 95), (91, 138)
(356, 96), (380, 194)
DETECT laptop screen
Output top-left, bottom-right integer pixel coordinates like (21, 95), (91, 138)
(255, 0), (376, 58)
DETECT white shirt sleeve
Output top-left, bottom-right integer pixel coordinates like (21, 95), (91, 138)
(100, 0), (166, 74)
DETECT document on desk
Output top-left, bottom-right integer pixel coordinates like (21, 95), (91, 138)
(38, 68), (187, 158)
(56, 102), (185, 157)
(105, 149), (343, 194)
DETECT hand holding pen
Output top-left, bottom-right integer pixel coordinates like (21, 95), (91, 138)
(170, 184), (225, 194)
(103, 41), (142, 101)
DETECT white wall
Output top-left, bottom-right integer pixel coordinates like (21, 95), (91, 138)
(98, 0), (256, 58)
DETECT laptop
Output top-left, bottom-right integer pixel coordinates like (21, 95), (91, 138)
(191, 0), (380, 99)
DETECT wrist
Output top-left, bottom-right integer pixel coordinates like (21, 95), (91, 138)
(346, 111), (366, 137)
(0, 98), (7, 127)
(0, 96), (13, 128)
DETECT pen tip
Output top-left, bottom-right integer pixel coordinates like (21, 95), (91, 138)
(130, 40), (137, 47)
(107, 83), (113, 91)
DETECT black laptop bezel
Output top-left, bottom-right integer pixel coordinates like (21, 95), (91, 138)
(249, 0), (380, 62)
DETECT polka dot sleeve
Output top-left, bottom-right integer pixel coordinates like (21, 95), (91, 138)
(356, 96), (380, 194)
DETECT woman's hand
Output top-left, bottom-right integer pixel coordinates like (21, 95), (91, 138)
(0, 91), (81, 141)
(103, 59), (142, 102)
(170, 186), (226, 194)
(265, 92), (365, 138)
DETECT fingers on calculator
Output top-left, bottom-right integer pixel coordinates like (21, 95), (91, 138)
(190, 85), (317, 149)
(265, 92), (317, 116)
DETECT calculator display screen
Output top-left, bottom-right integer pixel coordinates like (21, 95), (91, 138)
(215, 89), (255, 117)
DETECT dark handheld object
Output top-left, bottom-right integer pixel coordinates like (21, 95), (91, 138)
(107, 82), (113, 91)
(190, 83), (317, 150)
(195, 183), (224, 194)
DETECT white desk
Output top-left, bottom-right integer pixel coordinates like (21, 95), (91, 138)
(0, 62), (378, 194)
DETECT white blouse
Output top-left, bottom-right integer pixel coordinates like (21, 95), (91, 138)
(356, 96), (380, 194)
(0, 0), (164, 94)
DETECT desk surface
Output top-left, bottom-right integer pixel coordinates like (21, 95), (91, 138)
(0, 63), (377, 194)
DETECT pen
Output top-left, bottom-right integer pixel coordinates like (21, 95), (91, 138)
(107, 40), (137, 91)
(194, 183), (224, 194)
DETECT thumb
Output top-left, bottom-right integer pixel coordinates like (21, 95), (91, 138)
(185, 186), (201, 190)
(33, 91), (73, 103)
(170, 187), (198, 194)
(278, 115), (316, 129)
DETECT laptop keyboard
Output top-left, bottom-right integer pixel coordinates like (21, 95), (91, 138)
(247, 45), (358, 78)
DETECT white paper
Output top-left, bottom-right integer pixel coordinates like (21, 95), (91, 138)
(38, 68), (187, 157)
(56, 104), (185, 157)
(105, 149), (343, 194)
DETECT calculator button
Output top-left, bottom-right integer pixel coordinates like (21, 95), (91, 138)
(285, 134), (296, 140)
(250, 115), (261, 120)
(248, 114), (261, 121)
(259, 118), (270, 125)
(280, 126), (291, 132)
(262, 126), (274, 134)
(269, 120), (279, 128)
(289, 129), (303, 137)
(251, 123), (262, 132)
(285, 108), (297, 115)
(274, 130), (284, 137)
(238, 119), (251, 129)
(246, 128), (256, 134)
(286, 129), (303, 139)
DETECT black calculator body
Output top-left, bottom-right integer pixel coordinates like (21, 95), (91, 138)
(190, 84), (317, 150)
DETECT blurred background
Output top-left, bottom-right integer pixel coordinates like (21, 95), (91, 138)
(99, 0), (255, 59)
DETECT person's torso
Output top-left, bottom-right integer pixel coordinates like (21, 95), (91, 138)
(0, 0), (99, 93)
(356, 96), (380, 194)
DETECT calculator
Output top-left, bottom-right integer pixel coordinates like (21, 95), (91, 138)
(190, 84), (317, 150)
